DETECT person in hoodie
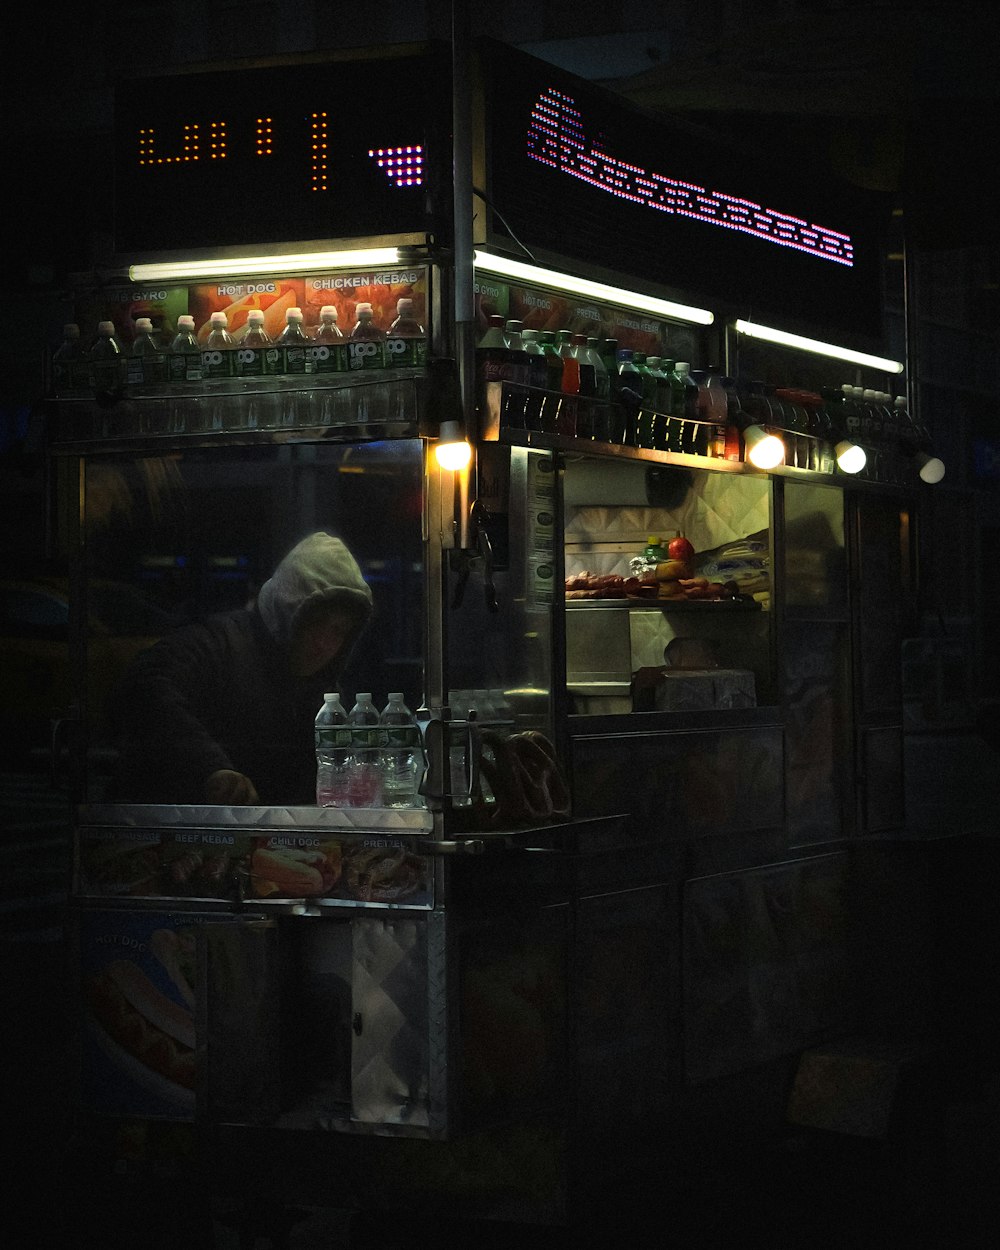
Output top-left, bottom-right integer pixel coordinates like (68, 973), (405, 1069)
(111, 532), (373, 805)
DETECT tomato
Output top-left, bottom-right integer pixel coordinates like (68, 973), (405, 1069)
(668, 536), (695, 561)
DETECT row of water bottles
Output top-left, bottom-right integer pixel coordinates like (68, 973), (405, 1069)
(315, 692), (426, 810)
(51, 298), (426, 399)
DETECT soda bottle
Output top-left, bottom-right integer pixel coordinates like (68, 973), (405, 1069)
(475, 313), (512, 434)
(379, 692), (425, 809)
(385, 297), (426, 368)
(585, 336), (608, 398)
(315, 692), (351, 807)
(167, 315), (203, 385)
(696, 366), (729, 458)
(276, 306), (313, 377)
(90, 320), (125, 400)
(616, 349), (642, 446)
(556, 329), (580, 436)
(520, 328), (546, 431)
(348, 302), (385, 372)
(670, 361), (700, 454)
(538, 331), (564, 431)
(201, 311), (236, 381)
(51, 323), (88, 397)
(571, 333), (596, 439)
(633, 352), (658, 448)
(347, 692), (383, 807)
(721, 376), (744, 462)
(502, 319), (530, 428)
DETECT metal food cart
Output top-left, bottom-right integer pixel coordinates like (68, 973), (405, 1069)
(44, 35), (933, 1237)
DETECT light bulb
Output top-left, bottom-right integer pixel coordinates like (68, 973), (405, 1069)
(435, 420), (472, 470)
(835, 440), (867, 474)
(743, 425), (785, 470)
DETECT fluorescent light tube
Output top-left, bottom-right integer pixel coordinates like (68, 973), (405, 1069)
(474, 250), (715, 326)
(734, 319), (903, 374)
(130, 247), (403, 282)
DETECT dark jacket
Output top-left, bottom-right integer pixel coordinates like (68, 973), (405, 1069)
(112, 532), (373, 805)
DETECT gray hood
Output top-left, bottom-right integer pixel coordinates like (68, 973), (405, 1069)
(256, 532), (373, 647)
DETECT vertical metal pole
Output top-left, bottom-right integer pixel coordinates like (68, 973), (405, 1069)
(452, 0), (474, 550)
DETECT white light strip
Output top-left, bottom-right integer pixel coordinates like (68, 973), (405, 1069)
(129, 247), (403, 282)
(734, 319), (903, 374)
(474, 250), (715, 326)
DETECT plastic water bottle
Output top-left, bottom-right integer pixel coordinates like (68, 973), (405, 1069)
(201, 311), (236, 380)
(237, 309), (279, 379)
(127, 317), (167, 392)
(310, 304), (348, 374)
(90, 320), (125, 400)
(315, 692), (351, 807)
(168, 315), (203, 385)
(276, 306), (312, 377)
(51, 323), (88, 397)
(348, 302), (386, 372)
(379, 693), (425, 809)
(347, 693), (384, 807)
(385, 297), (426, 368)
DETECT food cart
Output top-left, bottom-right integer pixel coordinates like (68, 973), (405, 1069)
(44, 35), (935, 1238)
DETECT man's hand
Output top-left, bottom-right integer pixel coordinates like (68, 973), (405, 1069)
(205, 769), (260, 805)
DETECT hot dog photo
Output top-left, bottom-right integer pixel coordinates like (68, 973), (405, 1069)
(79, 912), (200, 1117)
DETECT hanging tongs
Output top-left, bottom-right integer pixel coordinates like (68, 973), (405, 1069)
(450, 497), (499, 613)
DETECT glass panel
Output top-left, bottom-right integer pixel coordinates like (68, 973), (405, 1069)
(446, 447), (556, 733)
(782, 480), (846, 612)
(81, 441), (425, 807)
(561, 460), (773, 713)
(783, 619), (850, 844)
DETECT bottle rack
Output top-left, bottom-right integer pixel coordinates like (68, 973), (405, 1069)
(493, 381), (728, 458)
(45, 368), (425, 447)
(492, 381), (921, 487)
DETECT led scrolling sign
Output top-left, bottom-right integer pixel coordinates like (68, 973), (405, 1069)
(112, 54), (443, 255)
(484, 39), (887, 343)
(527, 87), (854, 268)
(135, 119), (424, 193)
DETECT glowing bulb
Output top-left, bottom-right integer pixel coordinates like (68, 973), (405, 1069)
(835, 440), (867, 474)
(915, 452), (945, 484)
(435, 438), (473, 471)
(743, 425), (785, 469)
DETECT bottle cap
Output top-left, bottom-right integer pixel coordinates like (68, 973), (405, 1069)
(210, 311), (228, 327)
(63, 323), (80, 339)
(247, 309), (265, 324)
(388, 692), (404, 700)
(286, 307), (303, 321)
(98, 320), (116, 335)
(676, 361), (690, 371)
(320, 305), (339, 320)
(135, 317), (153, 332)
(647, 536), (661, 545)
(178, 314), (195, 329)
(356, 302), (372, 315)
(323, 692), (339, 701)
(396, 298), (413, 314)
(487, 314), (505, 327)
(521, 329), (539, 341)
